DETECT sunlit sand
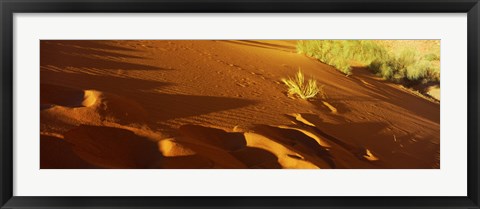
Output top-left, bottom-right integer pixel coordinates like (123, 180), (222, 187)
(40, 40), (440, 169)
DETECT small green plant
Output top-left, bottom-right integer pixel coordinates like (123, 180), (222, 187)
(282, 70), (325, 100)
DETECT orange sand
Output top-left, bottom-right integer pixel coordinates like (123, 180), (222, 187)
(40, 40), (440, 169)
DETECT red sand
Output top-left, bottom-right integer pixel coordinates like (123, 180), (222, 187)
(40, 40), (439, 169)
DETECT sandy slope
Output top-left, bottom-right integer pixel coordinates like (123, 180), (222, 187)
(40, 40), (440, 169)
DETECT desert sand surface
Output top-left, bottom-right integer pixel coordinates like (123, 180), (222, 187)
(40, 40), (440, 169)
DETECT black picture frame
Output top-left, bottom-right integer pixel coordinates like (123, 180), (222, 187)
(1, 0), (479, 208)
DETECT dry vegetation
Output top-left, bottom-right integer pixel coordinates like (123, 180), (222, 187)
(282, 70), (325, 100)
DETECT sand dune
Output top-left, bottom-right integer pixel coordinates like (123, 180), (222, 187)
(40, 40), (440, 169)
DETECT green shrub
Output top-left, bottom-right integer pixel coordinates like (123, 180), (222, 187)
(424, 53), (440, 61)
(297, 40), (440, 84)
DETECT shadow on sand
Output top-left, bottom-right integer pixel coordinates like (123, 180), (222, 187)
(178, 124), (282, 168)
(41, 40), (166, 71)
(41, 70), (258, 124)
(350, 67), (439, 123)
(40, 134), (98, 169)
(292, 113), (439, 168)
(62, 125), (163, 169)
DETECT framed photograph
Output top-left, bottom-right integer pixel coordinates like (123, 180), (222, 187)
(1, 0), (479, 208)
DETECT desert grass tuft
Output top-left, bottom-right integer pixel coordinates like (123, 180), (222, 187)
(282, 70), (326, 100)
